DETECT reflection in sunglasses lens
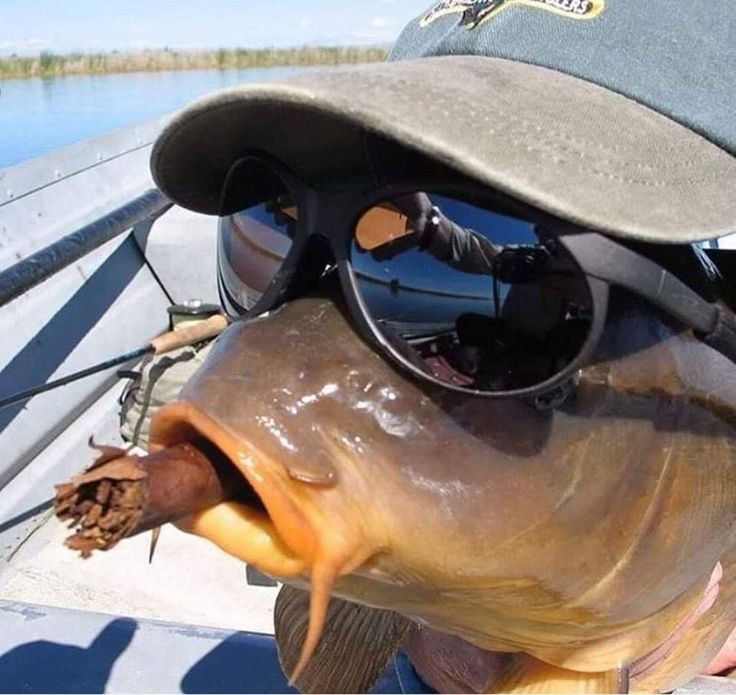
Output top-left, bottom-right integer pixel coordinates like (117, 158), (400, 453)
(350, 192), (593, 392)
(218, 170), (296, 312)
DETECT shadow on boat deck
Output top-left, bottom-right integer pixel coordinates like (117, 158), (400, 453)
(0, 613), (434, 694)
(0, 618), (137, 693)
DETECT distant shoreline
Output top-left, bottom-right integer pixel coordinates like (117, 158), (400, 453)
(0, 46), (390, 80)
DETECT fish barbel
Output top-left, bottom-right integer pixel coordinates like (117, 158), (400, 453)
(149, 296), (736, 692)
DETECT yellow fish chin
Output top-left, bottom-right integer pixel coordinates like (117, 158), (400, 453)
(176, 501), (308, 578)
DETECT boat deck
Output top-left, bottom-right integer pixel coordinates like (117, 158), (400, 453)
(0, 366), (279, 637)
(0, 502), (279, 636)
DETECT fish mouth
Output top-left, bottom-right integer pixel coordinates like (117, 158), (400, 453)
(149, 400), (374, 682)
(149, 401), (315, 579)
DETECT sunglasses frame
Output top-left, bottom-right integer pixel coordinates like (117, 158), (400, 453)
(217, 152), (736, 400)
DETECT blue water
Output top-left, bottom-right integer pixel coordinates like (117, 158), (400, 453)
(0, 66), (323, 169)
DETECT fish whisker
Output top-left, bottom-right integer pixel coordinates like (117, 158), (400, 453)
(288, 562), (337, 685)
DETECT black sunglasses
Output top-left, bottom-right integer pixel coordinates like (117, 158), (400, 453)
(215, 153), (736, 403)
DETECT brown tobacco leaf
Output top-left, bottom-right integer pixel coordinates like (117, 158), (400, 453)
(55, 450), (147, 558)
(55, 439), (240, 558)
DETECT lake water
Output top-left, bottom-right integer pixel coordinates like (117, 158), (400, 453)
(0, 65), (322, 169)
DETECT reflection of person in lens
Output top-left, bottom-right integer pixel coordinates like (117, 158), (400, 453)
(361, 192), (503, 273)
(356, 192), (588, 392)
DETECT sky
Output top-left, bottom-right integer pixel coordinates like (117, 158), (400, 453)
(0, 0), (434, 56)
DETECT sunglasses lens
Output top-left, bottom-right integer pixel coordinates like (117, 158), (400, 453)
(218, 160), (296, 313)
(350, 192), (593, 393)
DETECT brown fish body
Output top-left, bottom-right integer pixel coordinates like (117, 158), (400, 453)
(150, 297), (736, 690)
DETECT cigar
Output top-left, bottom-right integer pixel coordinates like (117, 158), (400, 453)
(55, 439), (244, 557)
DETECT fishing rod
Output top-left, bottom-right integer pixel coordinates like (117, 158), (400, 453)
(0, 314), (228, 411)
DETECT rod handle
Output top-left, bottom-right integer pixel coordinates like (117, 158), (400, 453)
(151, 314), (229, 354)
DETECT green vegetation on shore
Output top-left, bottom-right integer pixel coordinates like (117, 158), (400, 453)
(0, 45), (390, 79)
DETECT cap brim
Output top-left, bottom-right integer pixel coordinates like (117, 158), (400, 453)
(151, 56), (736, 243)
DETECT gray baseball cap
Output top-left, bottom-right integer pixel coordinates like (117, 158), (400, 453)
(151, 0), (736, 243)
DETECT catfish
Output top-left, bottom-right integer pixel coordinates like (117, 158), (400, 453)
(142, 295), (736, 693)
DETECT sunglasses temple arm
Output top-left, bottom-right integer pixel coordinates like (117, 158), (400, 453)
(560, 232), (736, 366)
(697, 305), (736, 365)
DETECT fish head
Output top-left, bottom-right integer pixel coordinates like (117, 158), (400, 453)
(149, 292), (736, 687)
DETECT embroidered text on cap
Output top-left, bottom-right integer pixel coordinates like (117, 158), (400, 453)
(420, 0), (605, 29)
